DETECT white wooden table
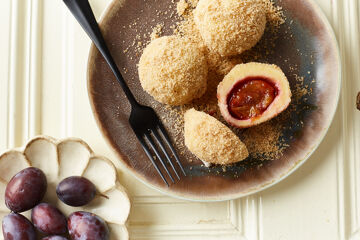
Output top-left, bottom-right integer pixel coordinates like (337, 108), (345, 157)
(0, 0), (359, 239)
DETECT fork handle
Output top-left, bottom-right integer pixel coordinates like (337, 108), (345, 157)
(63, 0), (139, 106)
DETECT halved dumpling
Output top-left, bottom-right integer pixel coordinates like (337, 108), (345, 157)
(184, 109), (248, 165)
(217, 62), (291, 128)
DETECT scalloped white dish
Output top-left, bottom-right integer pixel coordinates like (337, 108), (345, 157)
(0, 136), (130, 240)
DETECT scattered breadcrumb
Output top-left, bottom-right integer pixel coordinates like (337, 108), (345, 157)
(150, 23), (164, 40)
(241, 121), (284, 160)
(263, 0), (286, 26)
(176, 0), (189, 16)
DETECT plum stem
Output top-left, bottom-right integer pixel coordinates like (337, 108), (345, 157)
(97, 193), (109, 199)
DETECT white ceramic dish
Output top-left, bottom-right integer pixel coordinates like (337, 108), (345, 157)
(0, 136), (130, 239)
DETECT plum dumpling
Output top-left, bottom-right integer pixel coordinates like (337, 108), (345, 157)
(217, 62), (291, 128)
(184, 108), (248, 165)
(194, 0), (267, 57)
(138, 36), (208, 106)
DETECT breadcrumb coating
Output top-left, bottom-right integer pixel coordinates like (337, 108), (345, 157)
(177, 0), (189, 16)
(184, 108), (249, 165)
(194, 0), (267, 57)
(138, 36), (208, 105)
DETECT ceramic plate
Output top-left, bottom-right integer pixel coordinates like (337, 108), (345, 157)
(87, 0), (341, 201)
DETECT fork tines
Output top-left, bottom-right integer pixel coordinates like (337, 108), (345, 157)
(135, 126), (186, 186)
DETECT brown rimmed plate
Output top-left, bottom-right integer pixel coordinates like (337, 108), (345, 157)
(87, 0), (341, 201)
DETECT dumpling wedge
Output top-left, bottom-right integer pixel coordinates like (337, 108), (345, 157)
(184, 109), (248, 165)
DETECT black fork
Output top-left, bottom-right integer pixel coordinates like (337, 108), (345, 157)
(63, 0), (186, 186)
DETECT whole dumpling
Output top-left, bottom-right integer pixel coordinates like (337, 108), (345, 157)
(194, 0), (267, 56)
(138, 36), (208, 106)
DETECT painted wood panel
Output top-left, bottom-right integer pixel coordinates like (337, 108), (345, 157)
(0, 0), (358, 239)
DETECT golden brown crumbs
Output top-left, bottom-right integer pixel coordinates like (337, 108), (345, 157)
(187, 0), (199, 7)
(357, 92), (360, 111)
(240, 121), (284, 160)
(262, 0), (285, 26)
(176, 0), (190, 16)
(293, 75), (310, 102)
(150, 23), (164, 40)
